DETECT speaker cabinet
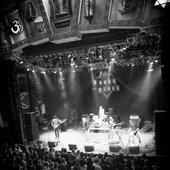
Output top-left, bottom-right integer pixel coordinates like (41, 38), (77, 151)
(48, 141), (57, 147)
(25, 123), (39, 141)
(155, 110), (169, 155)
(0, 127), (10, 144)
(68, 144), (77, 150)
(128, 146), (139, 154)
(24, 112), (36, 125)
(109, 145), (121, 152)
(84, 145), (94, 152)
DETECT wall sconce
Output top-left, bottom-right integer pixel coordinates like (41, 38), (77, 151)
(34, 16), (45, 33)
(84, 0), (95, 24)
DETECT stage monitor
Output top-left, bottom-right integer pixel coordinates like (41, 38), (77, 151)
(68, 144), (77, 150)
(48, 141), (57, 147)
(84, 145), (94, 152)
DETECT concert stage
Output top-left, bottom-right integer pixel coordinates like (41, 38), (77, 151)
(37, 125), (155, 156)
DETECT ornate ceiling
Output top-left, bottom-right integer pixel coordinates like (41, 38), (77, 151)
(0, 0), (168, 72)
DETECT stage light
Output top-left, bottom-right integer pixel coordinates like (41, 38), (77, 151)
(146, 68), (154, 72)
(59, 69), (62, 75)
(32, 70), (35, 73)
(41, 71), (46, 74)
(154, 59), (159, 63)
(146, 62), (154, 72)
(111, 58), (115, 63)
(99, 55), (103, 60)
(71, 61), (75, 66)
(27, 68), (30, 71)
(154, 0), (170, 8)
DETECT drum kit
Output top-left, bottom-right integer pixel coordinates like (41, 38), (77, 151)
(82, 112), (118, 129)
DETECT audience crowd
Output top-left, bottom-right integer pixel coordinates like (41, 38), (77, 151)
(0, 142), (161, 170)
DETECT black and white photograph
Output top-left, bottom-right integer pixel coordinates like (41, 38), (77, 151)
(0, 0), (170, 170)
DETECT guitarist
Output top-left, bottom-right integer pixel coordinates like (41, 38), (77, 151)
(51, 115), (63, 140)
(108, 116), (124, 139)
(127, 118), (141, 145)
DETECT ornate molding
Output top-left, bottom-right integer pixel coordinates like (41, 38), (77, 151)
(78, 0), (109, 33)
(38, 0), (53, 36)
(108, 0), (144, 28)
(50, 0), (81, 43)
(109, 20), (141, 28)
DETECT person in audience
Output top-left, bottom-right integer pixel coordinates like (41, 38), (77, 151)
(0, 142), (163, 170)
(91, 156), (102, 170)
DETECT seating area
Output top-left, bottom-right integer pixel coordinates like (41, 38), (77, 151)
(0, 142), (167, 170)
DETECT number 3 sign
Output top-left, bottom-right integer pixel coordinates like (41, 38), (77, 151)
(11, 19), (23, 34)
(5, 9), (26, 44)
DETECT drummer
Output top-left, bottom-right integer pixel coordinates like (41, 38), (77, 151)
(98, 106), (105, 122)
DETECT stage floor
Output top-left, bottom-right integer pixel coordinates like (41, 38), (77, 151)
(38, 126), (155, 156)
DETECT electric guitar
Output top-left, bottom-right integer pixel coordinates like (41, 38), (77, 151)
(51, 119), (67, 129)
(109, 121), (125, 129)
(128, 128), (139, 136)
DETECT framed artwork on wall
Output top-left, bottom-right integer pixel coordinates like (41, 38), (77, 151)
(49, 0), (72, 20)
(20, 0), (47, 38)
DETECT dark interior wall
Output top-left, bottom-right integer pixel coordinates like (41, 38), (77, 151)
(0, 58), (11, 144)
(0, 58), (25, 144)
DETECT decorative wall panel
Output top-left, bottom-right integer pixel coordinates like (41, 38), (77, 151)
(78, 0), (110, 33)
(49, 0), (82, 44)
(4, 7), (28, 51)
(140, 0), (164, 31)
(20, 0), (52, 45)
(108, 0), (144, 29)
